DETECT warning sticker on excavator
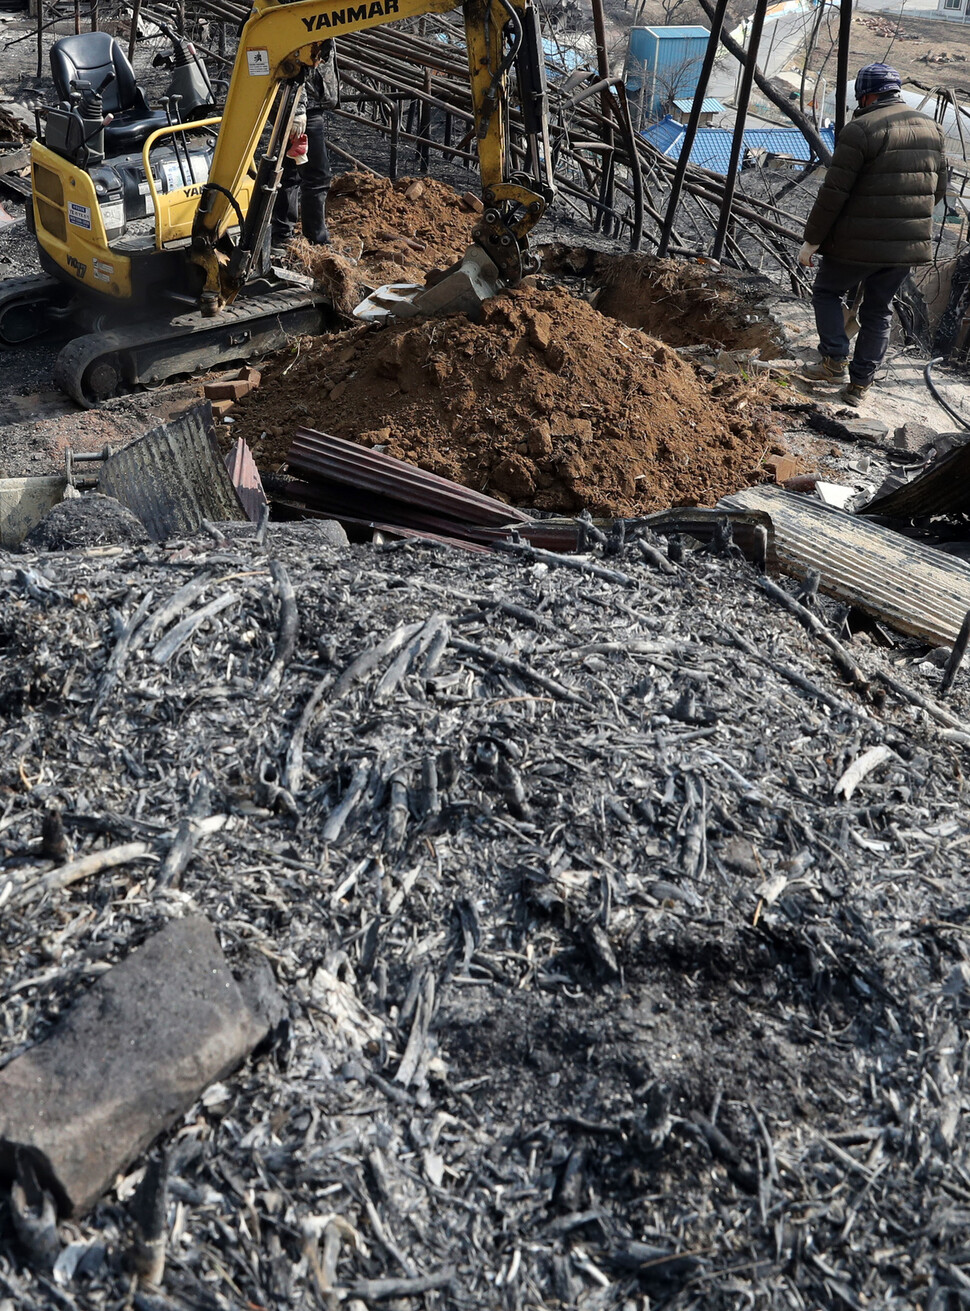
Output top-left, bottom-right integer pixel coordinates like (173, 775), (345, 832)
(247, 48), (270, 75)
(68, 202), (91, 230)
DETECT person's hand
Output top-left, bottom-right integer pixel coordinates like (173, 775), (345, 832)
(286, 133), (309, 164)
(798, 241), (819, 268)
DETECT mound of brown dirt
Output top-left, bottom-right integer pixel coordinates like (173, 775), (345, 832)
(231, 284), (779, 517)
(291, 172), (479, 289)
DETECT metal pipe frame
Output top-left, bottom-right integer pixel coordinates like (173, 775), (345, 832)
(656, 0), (732, 257)
(712, 0), (769, 261)
(176, 0), (810, 277)
(835, 0), (852, 136)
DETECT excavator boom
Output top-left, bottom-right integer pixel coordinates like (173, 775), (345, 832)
(190, 0), (554, 307)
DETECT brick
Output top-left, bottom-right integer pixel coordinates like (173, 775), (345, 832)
(204, 379), (251, 403)
(764, 454), (800, 483)
(461, 191), (485, 213)
(0, 917), (277, 1217)
(237, 366), (262, 391)
(210, 399), (235, 420)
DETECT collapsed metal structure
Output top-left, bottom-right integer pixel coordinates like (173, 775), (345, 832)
(21, 0), (970, 321)
(130, 0), (811, 288)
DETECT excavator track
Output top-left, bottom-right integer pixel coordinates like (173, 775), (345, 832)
(0, 274), (74, 346)
(53, 286), (336, 407)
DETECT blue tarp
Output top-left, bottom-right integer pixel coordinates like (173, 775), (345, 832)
(541, 36), (590, 74)
(642, 114), (836, 173)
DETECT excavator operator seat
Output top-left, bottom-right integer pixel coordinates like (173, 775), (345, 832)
(50, 32), (168, 155)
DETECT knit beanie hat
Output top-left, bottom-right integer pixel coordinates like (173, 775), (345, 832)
(855, 63), (902, 99)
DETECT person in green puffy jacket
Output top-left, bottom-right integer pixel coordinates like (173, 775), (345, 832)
(797, 63), (947, 408)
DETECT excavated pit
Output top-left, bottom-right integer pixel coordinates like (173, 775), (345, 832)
(540, 244), (789, 355)
(239, 174), (787, 519)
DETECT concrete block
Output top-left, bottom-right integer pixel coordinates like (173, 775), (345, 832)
(0, 917), (277, 1217)
(807, 411), (890, 445)
(839, 418), (890, 443)
(310, 519), (350, 547)
(894, 421), (937, 453)
(0, 475), (68, 547)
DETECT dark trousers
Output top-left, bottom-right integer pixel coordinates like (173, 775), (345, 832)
(271, 110), (332, 246)
(812, 257), (910, 385)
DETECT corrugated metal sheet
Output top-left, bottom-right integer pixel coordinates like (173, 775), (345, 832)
(641, 116), (684, 155)
(279, 473), (514, 541)
(98, 403), (246, 542)
(721, 484), (970, 646)
(862, 438), (970, 518)
(642, 24), (711, 37)
(286, 428), (532, 529)
(225, 437), (268, 525)
(642, 114), (837, 173)
(271, 482), (584, 552)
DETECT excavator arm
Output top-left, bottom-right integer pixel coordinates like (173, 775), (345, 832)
(190, 0), (554, 311)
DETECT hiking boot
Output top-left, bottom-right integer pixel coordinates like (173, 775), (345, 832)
(800, 356), (849, 382)
(839, 380), (871, 409)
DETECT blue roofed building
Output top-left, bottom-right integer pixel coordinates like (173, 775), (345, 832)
(642, 114), (837, 173)
(642, 115), (685, 156)
(626, 26), (710, 119)
(671, 96), (724, 125)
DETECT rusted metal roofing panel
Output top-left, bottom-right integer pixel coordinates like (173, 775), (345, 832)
(721, 484), (970, 646)
(225, 437), (268, 525)
(862, 438), (970, 518)
(286, 427), (531, 527)
(99, 403), (246, 542)
(279, 473), (583, 550)
(280, 474), (503, 538)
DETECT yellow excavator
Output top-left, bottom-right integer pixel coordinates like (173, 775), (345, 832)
(1, 0), (554, 405)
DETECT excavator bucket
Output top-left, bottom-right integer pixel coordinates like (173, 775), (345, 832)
(353, 244), (504, 323)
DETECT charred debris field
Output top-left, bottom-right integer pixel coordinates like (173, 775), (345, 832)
(2, 524), (970, 1311)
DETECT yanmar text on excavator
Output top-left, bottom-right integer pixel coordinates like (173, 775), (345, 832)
(1, 0), (554, 405)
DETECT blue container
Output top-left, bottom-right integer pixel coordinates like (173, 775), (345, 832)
(627, 26), (710, 118)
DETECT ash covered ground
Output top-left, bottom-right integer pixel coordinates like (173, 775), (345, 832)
(2, 522), (970, 1309)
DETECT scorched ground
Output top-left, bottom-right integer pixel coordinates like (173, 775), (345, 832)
(1, 522), (969, 1310)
